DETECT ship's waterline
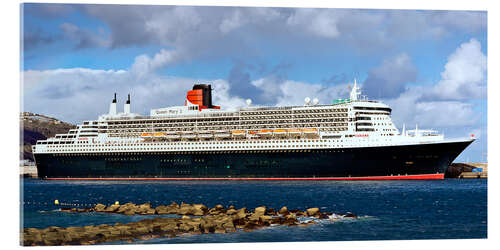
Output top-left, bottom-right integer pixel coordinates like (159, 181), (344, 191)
(32, 81), (474, 180)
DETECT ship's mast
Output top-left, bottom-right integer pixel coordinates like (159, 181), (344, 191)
(350, 78), (361, 101)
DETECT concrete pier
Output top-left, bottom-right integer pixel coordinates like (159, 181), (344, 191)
(21, 165), (38, 178)
(459, 163), (488, 179)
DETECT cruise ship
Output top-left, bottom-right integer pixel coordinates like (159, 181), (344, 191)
(32, 81), (474, 180)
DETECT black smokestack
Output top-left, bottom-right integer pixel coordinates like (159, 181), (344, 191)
(112, 93), (117, 103)
(193, 84), (213, 108)
(126, 94), (130, 104)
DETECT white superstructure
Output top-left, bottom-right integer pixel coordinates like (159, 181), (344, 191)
(33, 81), (467, 155)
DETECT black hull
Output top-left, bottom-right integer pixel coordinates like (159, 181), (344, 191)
(34, 140), (473, 180)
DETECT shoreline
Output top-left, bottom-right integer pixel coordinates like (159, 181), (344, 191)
(22, 202), (353, 246)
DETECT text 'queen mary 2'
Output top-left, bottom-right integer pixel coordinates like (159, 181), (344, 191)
(32, 81), (474, 180)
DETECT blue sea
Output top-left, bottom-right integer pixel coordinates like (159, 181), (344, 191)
(21, 179), (487, 244)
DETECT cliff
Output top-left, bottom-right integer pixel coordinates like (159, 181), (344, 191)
(20, 112), (75, 161)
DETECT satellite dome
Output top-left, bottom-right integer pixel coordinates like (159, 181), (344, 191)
(304, 97), (311, 105)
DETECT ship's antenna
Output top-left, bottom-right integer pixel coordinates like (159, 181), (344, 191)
(349, 78), (361, 101)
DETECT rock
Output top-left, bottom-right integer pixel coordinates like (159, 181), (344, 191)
(248, 213), (261, 222)
(136, 203), (153, 214)
(192, 204), (208, 216)
(254, 206), (266, 215)
(242, 221), (261, 232)
(117, 203), (137, 214)
(214, 227), (226, 234)
(266, 208), (277, 215)
(306, 208), (320, 217)
(226, 208), (238, 215)
(94, 204), (106, 212)
(123, 209), (136, 216)
(104, 204), (120, 213)
(155, 205), (169, 215)
(284, 213), (298, 225)
(181, 215), (191, 220)
(279, 206), (289, 215)
(215, 204), (224, 210)
(259, 215), (272, 226)
(163, 202), (180, 214)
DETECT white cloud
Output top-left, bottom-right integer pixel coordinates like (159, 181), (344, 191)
(286, 9), (339, 38)
(384, 86), (478, 129)
(251, 76), (350, 106)
(219, 10), (246, 34)
(130, 49), (182, 77)
(427, 38), (487, 100)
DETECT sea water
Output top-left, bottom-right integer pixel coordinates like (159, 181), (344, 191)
(21, 179), (487, 244)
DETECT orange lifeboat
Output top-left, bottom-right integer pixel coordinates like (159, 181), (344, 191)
(141, 132), (153, 137)
(302, 128), (318, 133)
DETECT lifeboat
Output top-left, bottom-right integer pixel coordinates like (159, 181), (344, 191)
(232, 130), (246, 138)
(215, 130), (230, 138)
(302, 128), (318, 133)
(153, 132), (166, 137)
(287, 129), (301, 134)
(166, 134), (181, 140)
(215, 133), (230, 138)
(197, 132), (213, 139)
(257, 129), (272, 137)
(165, 131), (181, 140)
(181, 131), (196, 139)
(141, 132), (153, 137)
(273, 129), (287, 138)
(302, 128), (319, 138)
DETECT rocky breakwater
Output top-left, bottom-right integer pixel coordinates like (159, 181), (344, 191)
(22, 202), (356, 246)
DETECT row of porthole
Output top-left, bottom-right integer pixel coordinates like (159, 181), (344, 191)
(43, 144), (335, 152)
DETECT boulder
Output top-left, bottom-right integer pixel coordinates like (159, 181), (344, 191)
(214, 227), (226, 234)
(254, 206), (266, 216)
(306, 207), (320, 217)
(123, 209), (136, 216)
(208, 208), (222, 215)
(236, 207), (247, 217)
(104, 204), (120, 213)
(117, 203), (137, 214)
(226, 208), (238, 215)
(266, 208), (277, 215)
(279, 206), (289, 215)
(192, 204), (208, 216)
(94, 204), (106, 212)
(155, 205), (169, 215)
(284, 213), (297, 225)
(136, 203), (152, 214)
(259, 215), (272, 226)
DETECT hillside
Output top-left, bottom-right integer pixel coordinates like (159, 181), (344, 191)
(20, 112), (75, 161)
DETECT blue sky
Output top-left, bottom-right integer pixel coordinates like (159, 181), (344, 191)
(21, 3), (487, 162)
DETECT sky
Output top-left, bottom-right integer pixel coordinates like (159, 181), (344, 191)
(20, 3), (487, 162)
